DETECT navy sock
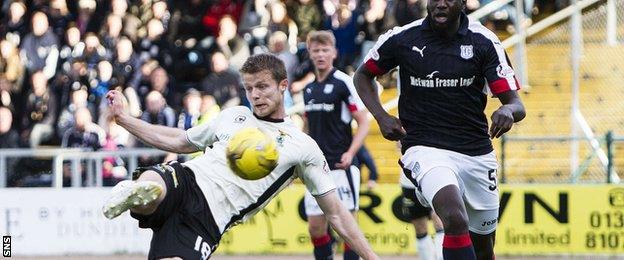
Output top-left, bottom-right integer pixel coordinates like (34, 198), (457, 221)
(343, 243), (359, 260)
(442, 233), (476, 260)
(312, 234), (333, 260)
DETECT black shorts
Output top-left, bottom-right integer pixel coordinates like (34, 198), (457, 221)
(400, 187), (432, 219)
(130, 162), (221, 260)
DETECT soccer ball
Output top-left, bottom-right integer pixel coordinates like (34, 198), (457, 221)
(226, 127), (279, 180)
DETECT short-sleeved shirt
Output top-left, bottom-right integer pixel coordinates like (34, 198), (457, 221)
(304, 68), (365, 168)
(363, 14), (520, 156)
(184, 106), (335, 233)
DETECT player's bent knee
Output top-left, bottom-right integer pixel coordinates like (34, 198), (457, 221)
(308, 215), (328, 237)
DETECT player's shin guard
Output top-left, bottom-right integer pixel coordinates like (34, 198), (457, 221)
(312, 234), (333, 260)
(343, 243), (358, 260)
(416, 233), (435, 260)
(442, 233), (476, 260)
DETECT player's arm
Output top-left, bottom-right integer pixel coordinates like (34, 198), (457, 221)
(490, 90), (526, 138)
(353, 28), (406, 141)
(480, 32), (527, 138)
(315, 191), (379, 260)
(106, 90), (199, 153)
(336, 82), (371, 169)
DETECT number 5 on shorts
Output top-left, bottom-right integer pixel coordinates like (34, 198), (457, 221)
(488, 169), (497, 191)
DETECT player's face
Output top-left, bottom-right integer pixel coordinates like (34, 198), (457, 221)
(308, 42), (337, 71)
(427, 0), (463, 28)
(242, 70), (287, 118)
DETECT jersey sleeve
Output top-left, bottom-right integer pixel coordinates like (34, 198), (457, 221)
(482, 35), (521, 95)
(362, 27), (400, 76)
(297, 140), (336, 196)
(185, 112), (222, 151)
(336, 72), (365, 113)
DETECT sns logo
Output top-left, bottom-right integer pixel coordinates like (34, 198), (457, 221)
(3, 236), (10, 257)
(194, 235), (215, 260)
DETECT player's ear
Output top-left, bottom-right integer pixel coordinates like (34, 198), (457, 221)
(279, 79), (288, 92)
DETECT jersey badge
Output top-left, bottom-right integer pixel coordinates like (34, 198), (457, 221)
(323, 84), (334, 94)
(276, 130), (289, 147)
(234, 115), (247, 123)
(460, 45), (474, 59)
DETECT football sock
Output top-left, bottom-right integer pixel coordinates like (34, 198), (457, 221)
(343, 243), (359, 260)
(442, 233), (476, 260)
(312, 234), (333, 260)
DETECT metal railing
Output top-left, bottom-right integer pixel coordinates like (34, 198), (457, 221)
(0, 148), (185, 188)
(499, 131), (623, 184)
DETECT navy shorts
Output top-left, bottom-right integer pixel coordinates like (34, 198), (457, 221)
(131, 162), (221, 260)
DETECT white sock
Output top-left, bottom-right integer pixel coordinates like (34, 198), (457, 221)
(434, 231), (444, 260)
(417, 235), (435, 260)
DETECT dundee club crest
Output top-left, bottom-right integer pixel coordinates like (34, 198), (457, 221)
(460, 45), (473, 59)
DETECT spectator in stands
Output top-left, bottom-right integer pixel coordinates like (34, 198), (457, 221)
(57, 86), (96, 139)
(138, 19), (173, 70)
(139, 90), (176, 165)
(267, 1), (298, 54)
(110, 0), (141, 42)
(151, 1), (171, 31)
(20, 71), (58, 147)
(48, 0), (74, 40)
(81, 33), (108, 70)
(200, 51), (245, 108)
(0, 1), (28, 44)
(198, 94), (220, 124)
(21, 11), (59, 79)
(112, 37), (142, 90)
(395, 0), (427, 26)
(268, 31), (297, 110)
(100, 14), (123, 51)
(216, 15), (250, 70)
(0, 38), (24, 105)
(130, 0), (156, 39)
(167, 0), (209, 41)
(0, 106), (20, 186)
(357, 0), (393, 66)
(61, 106), (106, 150)
(177, 88), (202, 130)
(202, 0), (244, 36)
(286, 0), (323, 44)
(75, 0), (99, 35)
(0, 106), (19, 149)
(58, 26), (83, 72)
(326, 2), (359, 72)
(141, 90), (176, 129)
(101, 117), (130, 186)
(93, 60), (117, 103)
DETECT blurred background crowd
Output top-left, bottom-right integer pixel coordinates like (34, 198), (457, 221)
(0, 0), (569, 186)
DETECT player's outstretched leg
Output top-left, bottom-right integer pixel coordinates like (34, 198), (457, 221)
(102, 170), (167, 219)
(308, 215), (333, 259)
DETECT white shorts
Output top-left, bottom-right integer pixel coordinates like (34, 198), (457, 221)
(304, 166), (361, 216)
(400, 146), (499, 234)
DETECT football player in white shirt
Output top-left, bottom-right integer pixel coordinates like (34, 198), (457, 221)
(102, 53), (379, 260)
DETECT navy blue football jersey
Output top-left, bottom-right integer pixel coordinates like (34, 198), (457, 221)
(363, 14), (520, 156)
(304, 68), (365, 169)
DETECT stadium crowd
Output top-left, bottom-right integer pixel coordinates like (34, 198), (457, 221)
(0, 0), (566, 187)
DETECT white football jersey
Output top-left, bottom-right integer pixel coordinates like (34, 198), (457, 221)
(183, 106), (335, 233)
(399, 170), (416, 189)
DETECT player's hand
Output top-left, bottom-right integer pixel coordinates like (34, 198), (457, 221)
(377, 114), (406, 141)
(490, 106), (514, 138)
(335, 151), (354, 170)
(106, 90), (128, 119)
(367, 180), (377, 190)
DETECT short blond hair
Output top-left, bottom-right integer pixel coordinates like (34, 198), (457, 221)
(306, 30), (336, 48)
